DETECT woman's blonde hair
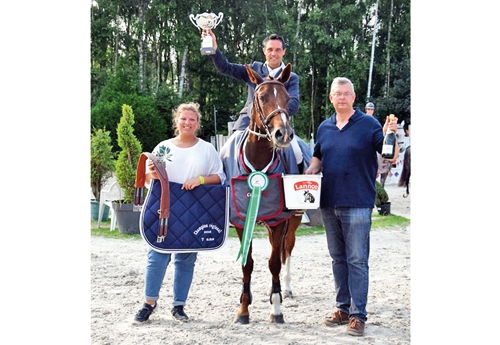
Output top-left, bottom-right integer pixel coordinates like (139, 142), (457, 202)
(172, 102), (202, 136)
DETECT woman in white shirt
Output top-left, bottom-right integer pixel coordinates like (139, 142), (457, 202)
(134, 102), (225, 323)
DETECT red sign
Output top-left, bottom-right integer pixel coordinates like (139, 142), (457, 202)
(293, 180), (319, 191)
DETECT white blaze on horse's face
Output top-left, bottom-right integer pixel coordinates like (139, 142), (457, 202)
(269, 103), (292, 148)
(276, 104), (289, 125)
(280, 111), (288, 125)
(274, 87), (289, 124)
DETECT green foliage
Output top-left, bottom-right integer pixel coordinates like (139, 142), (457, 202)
(115, 104), (142, 203)
(91, 0), (411, 143)
(90, 127), (115, 201)
(371, 58), (411, 126)
(91, 219), (142, 240)
(371, 213), (410, 229)
(91, 72), (168, 152)
(375, 180), (389, 206)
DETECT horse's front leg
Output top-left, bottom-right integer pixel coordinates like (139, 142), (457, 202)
(380, 171), (388, 187)
(234, 226), (254, 324)
(267, 224), (287, 323)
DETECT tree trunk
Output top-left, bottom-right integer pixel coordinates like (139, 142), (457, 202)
(113, 5), (120, 74)
(138, 4), (145, 91)
(178, 47), (188, 98)
(293, 0), (303, 68)
(309, 69), (315, 140)
(384, 0), (394, 98)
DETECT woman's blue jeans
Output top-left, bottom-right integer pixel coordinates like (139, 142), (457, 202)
(144, 249), (197, 307)
(321, 207), (371, 322)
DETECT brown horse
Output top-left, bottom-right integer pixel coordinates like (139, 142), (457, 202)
(221, 63), (303, 324)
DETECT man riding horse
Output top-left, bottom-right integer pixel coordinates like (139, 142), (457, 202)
(203, 29), (307, 173)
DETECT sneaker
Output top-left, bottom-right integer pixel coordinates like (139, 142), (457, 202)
(171, 305), (189, 322)
(346, 317), (365, 336)
(134, 302), (156, 322)
(324, 310), (349, 326)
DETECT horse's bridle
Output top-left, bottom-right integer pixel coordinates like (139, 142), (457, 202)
(248, 80), (290, 140)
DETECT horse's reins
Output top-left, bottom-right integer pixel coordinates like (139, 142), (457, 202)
(248, 80), (290, 140)
(245, 80), (293, 173)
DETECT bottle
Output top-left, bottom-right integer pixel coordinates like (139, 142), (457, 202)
(381, 114), (396, 159)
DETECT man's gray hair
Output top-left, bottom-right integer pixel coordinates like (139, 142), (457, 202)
(330, 77), (355, 94)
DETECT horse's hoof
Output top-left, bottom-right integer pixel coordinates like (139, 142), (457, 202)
(234, 315), (250, 324)
(270, 313), (285, 324)
(403, 193), (408, 198)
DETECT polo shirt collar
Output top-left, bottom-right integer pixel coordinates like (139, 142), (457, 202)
(264, 62), (285, 78)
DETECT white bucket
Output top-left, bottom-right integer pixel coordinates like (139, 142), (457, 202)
(282, 173), (322, 209)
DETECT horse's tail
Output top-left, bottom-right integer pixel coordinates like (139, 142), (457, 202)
(398, 146), (411, 188)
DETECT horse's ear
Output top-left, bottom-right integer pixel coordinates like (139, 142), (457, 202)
(277, 63), (292, 84)
(245, 64), (264, 85)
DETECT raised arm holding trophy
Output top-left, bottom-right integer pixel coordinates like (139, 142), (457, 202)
(189, 12), (223, 55)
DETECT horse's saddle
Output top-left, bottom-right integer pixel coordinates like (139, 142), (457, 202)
(134, 152), (230, 253)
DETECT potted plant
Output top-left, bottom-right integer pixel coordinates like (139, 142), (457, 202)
(375, 180), (391, 216)
(90, 127), (115, 221)
(113, 104), (143, 234)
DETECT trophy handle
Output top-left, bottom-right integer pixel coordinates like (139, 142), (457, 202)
(189, 14), (200, 30)
(214, 12), (224, 27)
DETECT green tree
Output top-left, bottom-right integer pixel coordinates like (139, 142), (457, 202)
(91, 68), (168, 152)
(90, 127), (116, 201)
(115, 104), (143, 203)
(90, 0), (411, 143)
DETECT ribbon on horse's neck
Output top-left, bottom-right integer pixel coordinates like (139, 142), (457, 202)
(248, 80), (290, 140)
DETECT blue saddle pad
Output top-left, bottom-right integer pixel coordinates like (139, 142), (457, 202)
(140, 180), (230, 253)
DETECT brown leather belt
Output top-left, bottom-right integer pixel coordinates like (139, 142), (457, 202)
(134, 152), (170, 242)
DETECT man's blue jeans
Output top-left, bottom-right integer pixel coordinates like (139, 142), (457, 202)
(144, 249), (197, 307)
(321, 207), (371, 322)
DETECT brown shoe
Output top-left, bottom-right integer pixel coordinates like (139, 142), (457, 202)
(324, 310), (349, 326)
(346, 317), (365, 336)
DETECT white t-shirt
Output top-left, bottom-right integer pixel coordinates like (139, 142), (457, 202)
(149, 138), (226, 185)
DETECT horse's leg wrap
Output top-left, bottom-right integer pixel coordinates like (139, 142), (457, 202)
(269, 281), (282, 304)
(240, 282), (252, 305)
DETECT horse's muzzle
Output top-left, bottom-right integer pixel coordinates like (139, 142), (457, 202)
(272, 126), (294, 148)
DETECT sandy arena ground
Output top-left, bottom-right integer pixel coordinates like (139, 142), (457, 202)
(91, 182), (411, 344)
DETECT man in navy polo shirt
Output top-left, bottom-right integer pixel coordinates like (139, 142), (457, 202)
(305, 77), (398, 336)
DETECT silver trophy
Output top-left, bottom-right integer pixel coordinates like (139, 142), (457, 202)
(189, 12), (224, 55)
